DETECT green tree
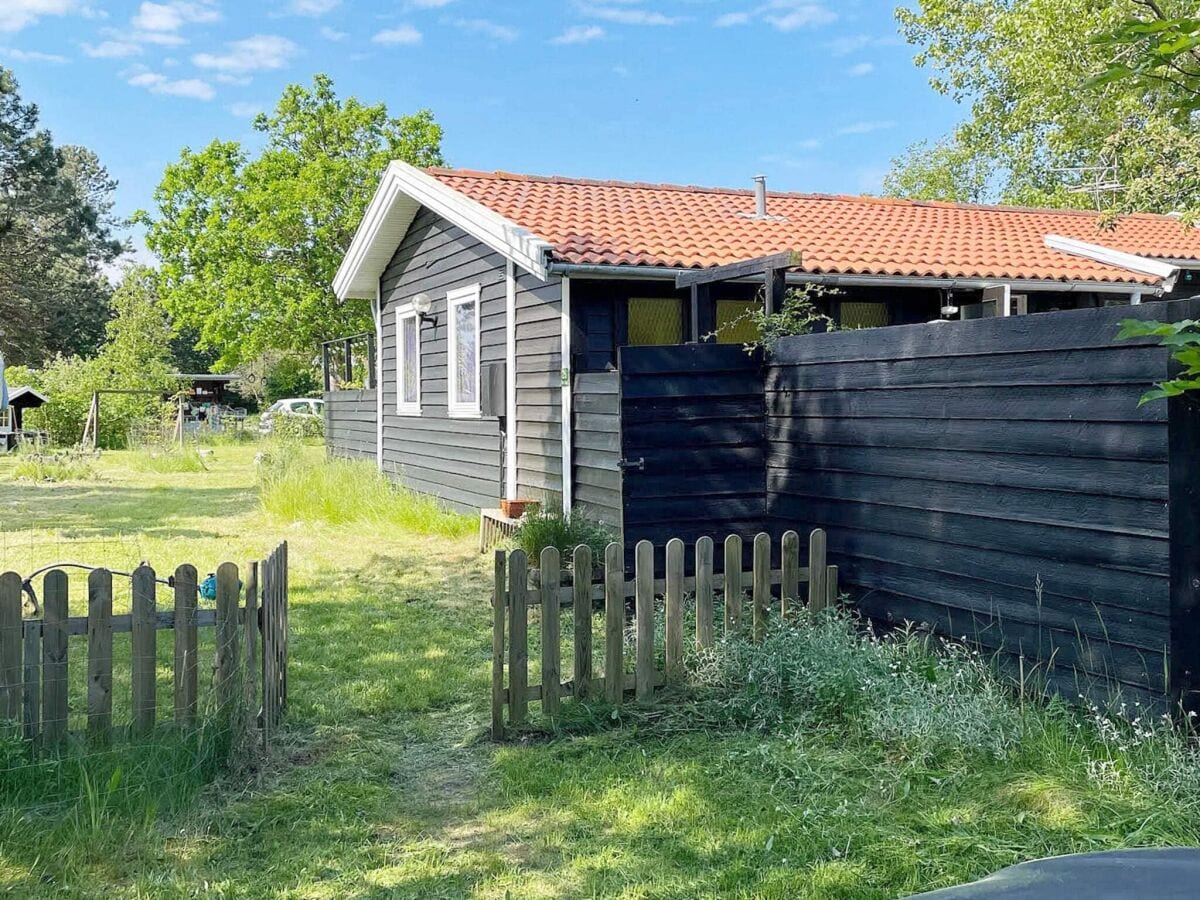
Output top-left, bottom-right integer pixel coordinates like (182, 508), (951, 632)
(885, 0), (1195, 213)
(141, 74), (443, 370)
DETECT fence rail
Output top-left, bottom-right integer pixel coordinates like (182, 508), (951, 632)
(0, 541), (288, 750)
(491, 528), (836, 739)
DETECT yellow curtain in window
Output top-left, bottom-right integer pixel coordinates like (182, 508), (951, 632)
(715, 299), (761, 344)
(628, 298), (683, 345)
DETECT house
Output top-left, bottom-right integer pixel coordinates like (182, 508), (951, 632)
(0, 386), (49, 450)
(330, 162), (1200, 522)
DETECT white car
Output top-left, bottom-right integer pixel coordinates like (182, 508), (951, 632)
(259, 398), (325, 433)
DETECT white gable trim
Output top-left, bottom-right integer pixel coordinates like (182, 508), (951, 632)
(1044, 234), (1181, 292)
(333, 161), (553, 300)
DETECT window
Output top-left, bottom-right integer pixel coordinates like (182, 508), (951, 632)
(447, 284), (481, 417)
(839, 302), (890, 329)
(396, 306), (422, 415)
(628, 297), (683, 346)
(715, 299), (761, 344)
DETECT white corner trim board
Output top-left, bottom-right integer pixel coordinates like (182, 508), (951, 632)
(333, 161), (554, 300)
(560, 276), (573, 517)
(1044, 234), (1181, 292)
(374, 283), (383, 471)
(505, 261), (518, 501)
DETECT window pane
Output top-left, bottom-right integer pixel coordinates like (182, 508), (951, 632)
(401, 316), (418, 404)
(628, 298), (683, 346)
(840, 302), (890, 329)
(454, 301), (477, 404)
(715, 299), (761, 344)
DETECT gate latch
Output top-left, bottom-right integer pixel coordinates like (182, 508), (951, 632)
(618, 457), (645, 472)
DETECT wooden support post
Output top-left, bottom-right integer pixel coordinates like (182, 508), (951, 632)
(808, 529), (828, 612)
(695, 536), (714, 650)
(131, 565), (157, 736)
(214, 562), (240, 726)
(665, 538), (684, 682)
(87, 568), (113, 744)
(0, 573), (21, 729)
(367, 332), (377, 390)
(343, 338), (354, 386)
(491, 550), (506, 740)
(765, 268), (787, 316)
(573, 545), (593, 700)
(322, 343), (332, 393)
(724, 534), (743, 634)
(508, 550), (528, 726)
(690, 283), (712, 342)
(752, 532), (770, 643)
(604, 542), (624, 705)
(635, 540), (655, 703)
(540, 547), (561, 719)
(41, 571), (68, 747)
(781, 530), (800, 620)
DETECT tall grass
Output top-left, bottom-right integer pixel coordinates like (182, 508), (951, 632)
(9, 447), (97, 482)
(128, 446), (209, 474)
(256, 440), (474, 537)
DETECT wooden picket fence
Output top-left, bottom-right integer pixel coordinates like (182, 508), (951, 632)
(491, 528), (837, 739)
(0, 541), (289, 751)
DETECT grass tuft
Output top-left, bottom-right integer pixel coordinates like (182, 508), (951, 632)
(128, 446), (209, 474)
(9, 448), (97, 482)
(511, 506), (616, 561)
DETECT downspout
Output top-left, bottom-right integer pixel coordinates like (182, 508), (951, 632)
(560, 276), (573, 517)
(505, 261), (518, 500)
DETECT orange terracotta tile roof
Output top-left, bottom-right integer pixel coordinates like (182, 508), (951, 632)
(428, 168), (1200, 286)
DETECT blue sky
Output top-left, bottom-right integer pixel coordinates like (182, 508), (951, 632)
(1, 0), (962, 262)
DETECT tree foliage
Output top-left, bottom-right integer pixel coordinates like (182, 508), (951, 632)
(141, 74), (443, 370)
(0, 67), (122, 365)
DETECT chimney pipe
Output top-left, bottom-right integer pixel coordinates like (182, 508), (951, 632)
(753, 175), (767, 217)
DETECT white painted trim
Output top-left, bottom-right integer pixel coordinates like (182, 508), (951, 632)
(447, 284), (483, 419)
(395, 304), (422, 417)
(1044, 234), (1181, 291)
(505, 261), (518, 500)
(333, 161), (553, 300)
(560, 276), (573, 516)
(374, 283), (383, 471)
(1131, 291), (1143, 305)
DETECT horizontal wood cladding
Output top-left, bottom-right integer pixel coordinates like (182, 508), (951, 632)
(767, 301), (1183, 696)
(324, 389), (377, 461)
(573, 372), (621, 529)
(515, 270), (563, 503)
(378, 207), (505, 510)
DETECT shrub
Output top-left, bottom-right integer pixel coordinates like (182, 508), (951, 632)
(256, 441), (473, 537)
(10, 448), (97, 482)
(511, 507), (616, 563)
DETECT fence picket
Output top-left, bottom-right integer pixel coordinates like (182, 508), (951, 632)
(131, 565), (157, 736)
(244, 560), (259, 732)
(261, 552), (275, 745)
(724, 535), (742, 634)
(540, 547), (561, 718)
(491, 551), (506, 740)
(827, 565), (840, 609)
(280, 542), (288, 713)
(695, 537), (714, 651)
(753, 533), (771, 643)
(215, 562), (240, 723)
(781, 530), (800, 620)
(174, 564), (198, 726)
(573, 545), (592, 700)
(635, 541), (655, 703)
(665, 538), (684, 682)
(604, 542), (624, 705)
(87, 569), (113, 743)
(808, 529), (828, 612)
(42, 571), (68, 746)
(0, 573), (21, 729)
(508, 550), (529, 726)
(22, 622), (39, 743)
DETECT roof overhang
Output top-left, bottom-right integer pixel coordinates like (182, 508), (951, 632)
(333, 161), (554, 300)
(1044, 234), (1181, 292)
(8, 386), (48, 405)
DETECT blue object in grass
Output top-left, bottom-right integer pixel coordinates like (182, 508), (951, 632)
(200, 573), (217, 600)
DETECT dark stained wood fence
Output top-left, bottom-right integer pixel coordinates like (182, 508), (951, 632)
(765, 299), (1200, 708)
(324, 389), (377, 461)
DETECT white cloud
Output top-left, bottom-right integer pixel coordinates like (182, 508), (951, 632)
(319, 25), (347, 41)
(131, 1), (219, 34)
(796, 138), (821, 150)
(828, 33), (901, 56)
(215, 72), (251, 85)
(715, 12), (750, 27)
(612, 63), (629, 77)
(227, 100), (263, 117)
(847, 61), (873, 77)
(836, 120), (895, 135)
(82, 39), (141, 57)
(290, 0), (339, 15)
(714, 2), (835, 33)
(0, 0), (76, 34)
(449, 17), (517, 41)
(407, 0), (454, 7)
(578, 4), (685, 26)
(193, 34), (298, 72)
(372, 25), (422, 45)
(1, 46), (68, 62)
(127, 70), (215, 99)
(550, 25), (604, 44)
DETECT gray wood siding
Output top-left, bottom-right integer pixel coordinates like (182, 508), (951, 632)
(515, 270), (564, 504)
(573, 372), (621, 528)
(324, 389), (377, 461)
(379, 208), (506, 511)
(765, 301), (1184, 701)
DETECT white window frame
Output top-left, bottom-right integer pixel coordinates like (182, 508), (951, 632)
(395, 304), (422, 416)
(447, 283), (482, 418)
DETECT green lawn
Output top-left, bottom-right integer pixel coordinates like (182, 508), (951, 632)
(0, 445), (1196, 898)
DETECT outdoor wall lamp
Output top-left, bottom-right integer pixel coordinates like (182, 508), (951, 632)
(412, 292), (438, 328)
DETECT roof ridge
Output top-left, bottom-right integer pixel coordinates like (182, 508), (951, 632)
(425, 167), (1187, 223)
